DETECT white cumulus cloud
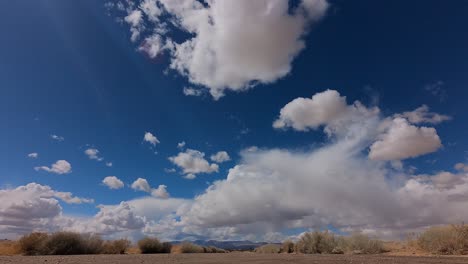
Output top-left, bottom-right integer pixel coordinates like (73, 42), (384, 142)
(144, 132), (160, 146)
(210, 151), (231, 163)
(35, 160), (72, 175)
(102, 176), (124, 190)
(369, 117), (442, 161)
(152, 185), (170, 199)
(169, 149), (219, 178)
(84, 148), (104, 161)
(131, 178), (152, 193)
(0, 183), (93, 236)
(117, 0), (329, 99)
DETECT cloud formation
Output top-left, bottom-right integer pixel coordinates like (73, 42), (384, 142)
(117, 0), (329, 99)
(85, 148), (104, 161)
(0, 183), (92, 235)
(151, 185), (170, 199)
(273, 89), (350, 131)
(102, 176), (124, 190)
(369, 118), (442, 160)
(27, 153), (38, 158)
(169, 149), (219, 179)
(35, 160), (72, 175)
(131, 178), (152, 193)
(131, 178), (170, 199)
(50, 134), (64, 142)
(396, 105), (451, 124)
(210, 151), (231, 163)
(144, 132), (160, 146)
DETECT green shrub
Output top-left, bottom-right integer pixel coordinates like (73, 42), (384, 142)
(18, 232), (49, 255)
(180, 242), (204, 253)
(254, 244), (281, 253)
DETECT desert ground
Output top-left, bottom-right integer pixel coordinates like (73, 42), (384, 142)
(1, 253), (468, 264)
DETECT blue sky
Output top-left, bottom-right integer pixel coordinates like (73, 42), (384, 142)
(1, 0), (467, 241)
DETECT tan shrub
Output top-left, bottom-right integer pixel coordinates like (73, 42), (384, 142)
(418, 224), (468, 255)
(138, 237), (163, 254)
(203, 246), (226, 253)
(180, 242), (204, 253)
(161, 242), (172, 253)
(295, 231), (339, 254)
(281, 240), (294, 253)
(45, 232), (97, 255)
(18, 232), (49, 255)
(254, 244), (281, 254)
(347, 233), (385, 254)
(102, 239), (131, 254)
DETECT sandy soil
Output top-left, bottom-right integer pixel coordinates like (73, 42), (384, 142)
(1, 253), (468, 264)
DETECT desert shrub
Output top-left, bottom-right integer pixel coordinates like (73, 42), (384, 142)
(295, 231), (340, 254)
(81, 234), (104, 254)
(18, 232), (49, 255)
(180, 242), (204, 253)
(45, 232), (94, 255)
(160, 242), (172, 253)
(102, 239), (131, 254)
(203, 246), (226, 253)
(418, 224), (468, 255)
(138, 237), (163, 254)
(281, 240), (294, 253)
(254, 244), (281, 254)
(346, 233), (385, 254)
(18, 232), (136, 255)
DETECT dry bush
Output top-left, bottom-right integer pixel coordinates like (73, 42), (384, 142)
(180, 242), (204, 253)
(138, 237), (163, 254)
(418, 224), (468, 255)
(45, 232), (98, 255)
(295, 231), (342, 254)
(18, 232), (49, 255)
(291, 231), (383, 255)
(102, 239), (131, 254)
(254, 244), (281, 254)
(281, 240), (294, 253)
(346, 233), (385, 254)
(161, 242), (172, 253)
(203, 246), (226, 253)
(18, 231), (132, 255)
(0, 240), (20, 255)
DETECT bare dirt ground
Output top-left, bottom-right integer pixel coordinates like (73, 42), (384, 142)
(1, 253), (468, 264)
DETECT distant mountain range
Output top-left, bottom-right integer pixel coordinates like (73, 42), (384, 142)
(170, 240), (271, 250)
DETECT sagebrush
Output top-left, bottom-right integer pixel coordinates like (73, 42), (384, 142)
(18, 232), (131, 255)
(417, 224), (468, 255)
(137, 237), (171, 254)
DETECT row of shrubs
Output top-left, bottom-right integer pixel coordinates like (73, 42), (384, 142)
(416, 224), (468, 255)
(17, 232), (226, 255)
(178, 242), (226, 253)
(255, 231), (385, 255)
(19, 232), (131, 255)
